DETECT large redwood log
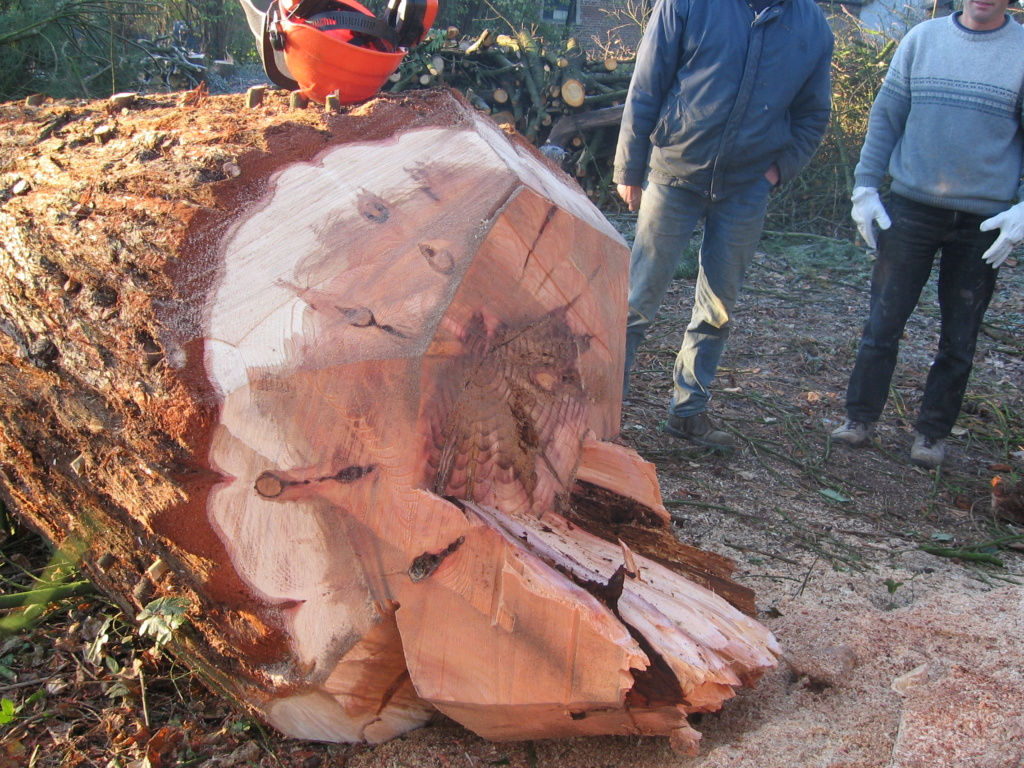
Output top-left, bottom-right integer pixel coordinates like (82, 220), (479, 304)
(0, 88), (778, 753)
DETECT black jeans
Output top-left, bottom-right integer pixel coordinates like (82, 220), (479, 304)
(845, 194), (999, 439)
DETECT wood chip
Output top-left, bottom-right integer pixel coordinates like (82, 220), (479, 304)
(108, 92), (137, 112)
(94, 125), (115, 145)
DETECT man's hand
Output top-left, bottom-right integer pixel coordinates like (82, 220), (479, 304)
(850, 187), (891, 249)
(980, 201), (1024, 268)
(617, 184), (642, 212)
(764, 163), (780, 186)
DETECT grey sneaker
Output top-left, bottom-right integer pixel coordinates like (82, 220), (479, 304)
(664, 412), (735, 449)
(910, 433), (945, 469)
(830, 419), (872, 447)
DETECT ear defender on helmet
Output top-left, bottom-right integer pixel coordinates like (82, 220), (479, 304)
(386, 0), (437, 48)
(240, 0), (437, 105)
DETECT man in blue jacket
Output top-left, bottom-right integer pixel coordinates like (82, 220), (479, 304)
(614, 0), (833, 449)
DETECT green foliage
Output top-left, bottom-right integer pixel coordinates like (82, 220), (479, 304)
(759, 230), (868, 277)
(160, 0), (257, 62)
(0, 547), (95, 635)
(883, 578), (904, 594)
(136, 596), (190, 647)
(673, 236), (700, 281)
(0, 697), (18, 725)
(0, 0), (159, 102)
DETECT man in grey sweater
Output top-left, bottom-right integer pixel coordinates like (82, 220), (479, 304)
(832, 0), (1024, 468)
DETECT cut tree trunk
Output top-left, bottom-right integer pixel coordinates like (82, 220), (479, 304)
(0, 87), (778, 753)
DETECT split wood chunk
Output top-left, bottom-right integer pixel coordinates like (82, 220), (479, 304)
(0, 89), (778, 752)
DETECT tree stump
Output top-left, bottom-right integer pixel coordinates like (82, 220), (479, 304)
(0, 88), (779, 752)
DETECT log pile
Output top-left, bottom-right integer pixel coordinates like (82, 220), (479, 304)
(387, 31), (631, 198)
(0, 88), (777, 754)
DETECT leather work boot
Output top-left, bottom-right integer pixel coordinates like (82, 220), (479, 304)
(830, 419), (872, 447)
(910, 433), (945, 469)
(664, 412), (735, 450)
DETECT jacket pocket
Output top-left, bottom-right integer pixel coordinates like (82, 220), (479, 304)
(650, 94), (687, 148)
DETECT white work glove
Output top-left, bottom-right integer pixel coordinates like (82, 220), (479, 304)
(979, 200), (1024, 269)
(850, 186), (891, 250)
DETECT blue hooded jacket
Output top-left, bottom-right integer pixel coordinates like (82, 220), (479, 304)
(613, 0), (834, 201)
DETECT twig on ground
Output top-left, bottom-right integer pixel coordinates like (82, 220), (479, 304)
(793, 555), (819, 598)
(722, 539), (802, 566)
(777, 509), (867, 570)
(917, 545), (1003, 566)
(665, 499), (761, 522)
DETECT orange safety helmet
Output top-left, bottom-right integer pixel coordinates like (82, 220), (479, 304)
(244, 0), (437, 104)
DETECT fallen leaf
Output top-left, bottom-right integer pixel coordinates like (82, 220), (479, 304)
(2, 738), (25, 758)
(819, 489), (851, 503)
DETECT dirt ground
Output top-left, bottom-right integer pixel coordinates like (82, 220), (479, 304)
(1, 218), (1023, 768)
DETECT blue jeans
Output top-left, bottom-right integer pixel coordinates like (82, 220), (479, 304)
(845, 194), (999, 439)
(624, 178), (772, 417)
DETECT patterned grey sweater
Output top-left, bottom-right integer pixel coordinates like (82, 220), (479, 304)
(855, 12), (1024, 216)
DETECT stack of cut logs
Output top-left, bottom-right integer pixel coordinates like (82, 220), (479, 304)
(386, 30), (632, 199)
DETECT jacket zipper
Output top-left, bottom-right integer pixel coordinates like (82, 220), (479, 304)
(708, 4), (784, 200)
